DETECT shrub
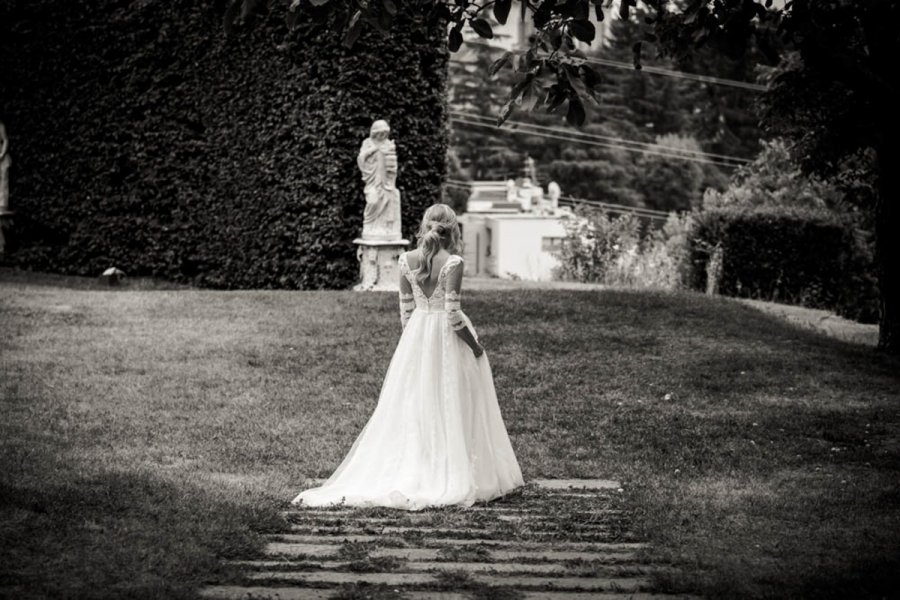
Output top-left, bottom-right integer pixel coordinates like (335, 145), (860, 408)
(554, 206), (692, 289)
(687, 206), (879, 323)
(702, 139), (843, 212)
(0, 0), (448, 288)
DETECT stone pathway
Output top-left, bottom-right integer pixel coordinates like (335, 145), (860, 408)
(200, 480), (697, 600)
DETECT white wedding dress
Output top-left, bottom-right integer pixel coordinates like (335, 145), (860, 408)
(292, 252), (524, 510)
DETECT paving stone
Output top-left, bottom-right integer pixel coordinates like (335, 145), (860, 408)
(533, 479), (623, 491)
(232, 560), (591, 575)
(473, 574), (649, 592)
(200, 586), (334, 600)
(489, 548), (640, 562)
(266, 542), (439, 560)
(201, 586), (467, 600)
(247, 571), (649, 592)
(284, 513), (620, 527)
(284, 523), (613, 538)
(522, 593), (702, 600)
(265, 542), (643, 563)
(248, 571), (438, 585)
(493, 512), (622, 522)
(391, 561), (618, 575)
(229, 560), (658, 578)
(267, 534), (647, 553)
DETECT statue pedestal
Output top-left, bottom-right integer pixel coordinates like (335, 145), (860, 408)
(353, 238), (410, 291)
(0, 210), (13, 256)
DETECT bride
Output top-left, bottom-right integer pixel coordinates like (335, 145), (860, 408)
(292, 203), (524, 510)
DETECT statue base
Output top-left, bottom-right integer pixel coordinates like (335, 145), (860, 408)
(353, 238), (410, 292)
(0, 210), (13, 256)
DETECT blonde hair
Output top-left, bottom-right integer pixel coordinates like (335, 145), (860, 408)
(415, 203), (461, 285)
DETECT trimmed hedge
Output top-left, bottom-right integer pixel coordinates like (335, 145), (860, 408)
(688, 207), (879, 323)
(0, 0), (448, 288)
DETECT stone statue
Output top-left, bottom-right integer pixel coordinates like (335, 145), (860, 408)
(357, 120), (401, 240)
(524, 155), (537, 182)
(517, 177), (534, 212)
(547, 181), (561, 212)
(505, 179), (517, 202)
(0, 120), (10, 213)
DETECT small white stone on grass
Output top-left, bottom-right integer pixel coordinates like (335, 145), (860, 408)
(100, 267), (126, 285)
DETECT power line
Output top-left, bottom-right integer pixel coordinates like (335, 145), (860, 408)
(589, 57), (768, 92)
(450, 117), (743, 168)
(452, 110), (750, 165)
(443, 180), (673, 221)
(558, 195), (670, 221)
(459, 39), (768, 92)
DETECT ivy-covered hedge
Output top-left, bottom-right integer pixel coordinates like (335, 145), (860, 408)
(688, 207), (879, 323)
(0, 0), (448, 288)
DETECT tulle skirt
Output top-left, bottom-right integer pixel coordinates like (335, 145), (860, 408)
(291, 309), (524, 510)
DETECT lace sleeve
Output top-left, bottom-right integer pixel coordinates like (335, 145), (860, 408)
(444, 257), (466, 331)
(398, 254), (415, 330)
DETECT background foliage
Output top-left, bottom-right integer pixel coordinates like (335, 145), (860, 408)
(554, 207), (693, 289)
(0, 0), (448, 288)
(449, 10), (757, 209)
(688, 206), (879, 323)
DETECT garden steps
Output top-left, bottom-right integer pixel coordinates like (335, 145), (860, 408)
(200, 479), (697, 599)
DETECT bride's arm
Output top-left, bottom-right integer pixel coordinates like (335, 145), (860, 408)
(399, 256), (415, 330)
(445, 259), (484, 357)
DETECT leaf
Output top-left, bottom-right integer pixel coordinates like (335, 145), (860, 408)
(563, 64), (590, 101)
(579, 64), (602, 102)
(448, 26), (464, 51)
(534, 2), (553, 28)
(516, 48), (537, 72)
(546, 85), (568, 112)
(470, 18), (494, 39)
(509, 72), (535, 107)
(497, 101), (515, 125)
(493, 0), (512, 25)
(428, 2), (451, 25)
(571, 0), (589, 21)
(285, 8), (300, 29)
(549, 26), (563, 50)
(377, 9), (393, 32)
(308, 0), (331, 6)
(489, 51), (513, 77)
(223, 0), (241, 35)
(520, 78), (545, 111)
(569, 19), (595, 43)
(382, 0), (398, 15)
(566, 95), (585, 126)
(342, 10), (364, 48)
(240, 0), (260, 19)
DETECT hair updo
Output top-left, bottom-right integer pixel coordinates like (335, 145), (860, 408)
(415, 203), (461, 285)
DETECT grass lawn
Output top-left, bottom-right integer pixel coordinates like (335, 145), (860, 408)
(1, 270), (898, 599)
